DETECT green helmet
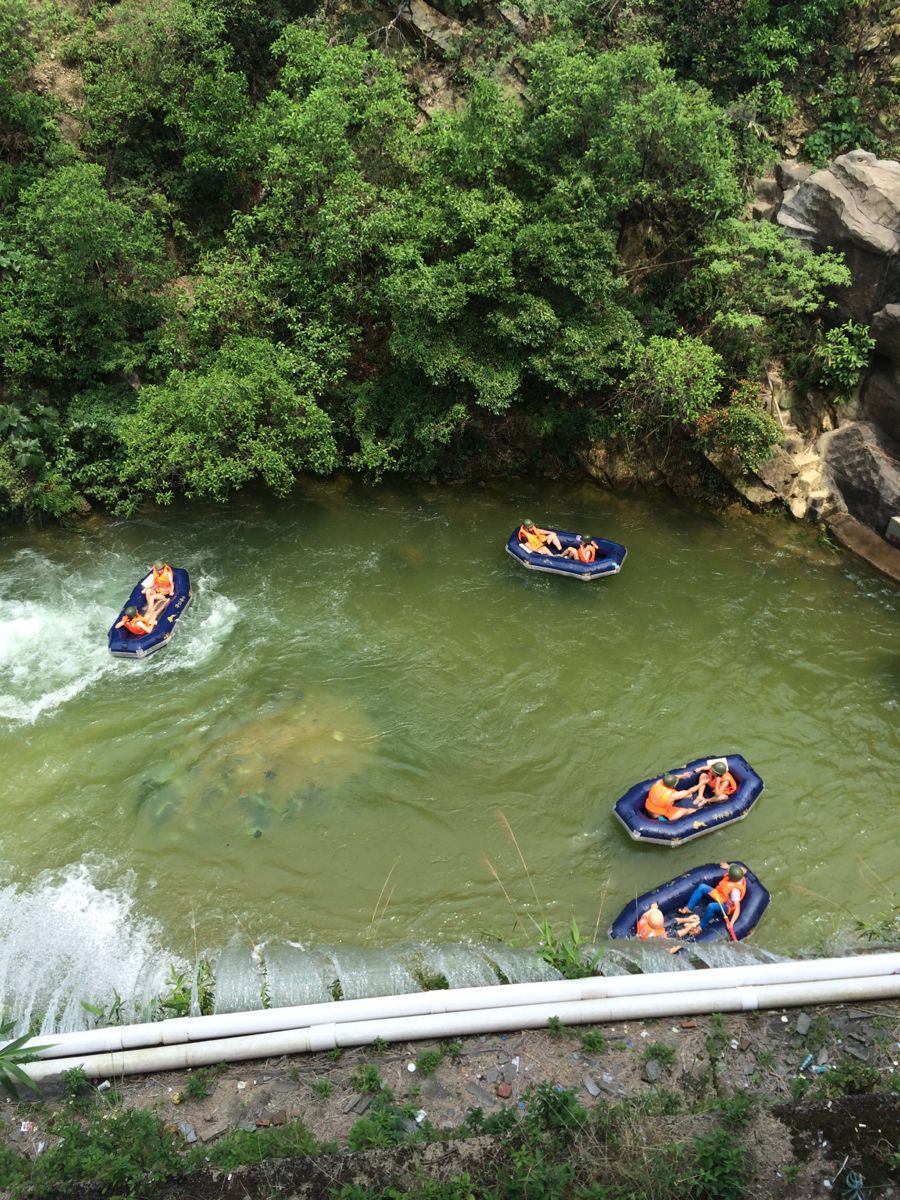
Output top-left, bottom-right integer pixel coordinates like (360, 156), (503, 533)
(522, 519), (535, 529)
(125, 605), (138, 617)
(728, 864), (746, 882)
(662, 773), (678, 787)
(711, 761), (726, 776)
(152, 561), (164, 571)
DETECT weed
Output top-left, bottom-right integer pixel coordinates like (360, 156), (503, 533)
(416, 1049), (444, 1076)
(624, 1087), (684, 1117)
(154, 966), (192, 1019)
(718, 1092), (755, 1127)
(547, 1016), (575, 1039)
(327, 1047), (344, 1062)
(582, 1030), (607, 1054)
(789, 1075), (811, 1101)
(29, 1108), (183, 1196)
(185, 1068), (217, 1100)
(461, 1105), (518, 1136)
(539, 918), (600, 980)
(62, 1065), (92, 1104)
(194, 1117), (320, 1169)
(803, 1015), (832, 1054)
(350, 1063), (385, 1094)
(0, 1016), (51, 1099)
(313, 1077), (333, 1099)
(442, 1039), (463, 1061)
(756, 1049), (775, 1069)
(642, 1042), (676, 1069)
(784, 1162), (800, 1184)
(347, 1090), (415, 1150)
(816, 1059), (882, 1098)
(524, 1082), (589, 1138)
(414, 969), (450, 991)
(408, 1083), (421, 1100)
(706, 1013), (727, 1060)
(371, 1036), (389, 1055)
(692, 1125), (748, 1199)
(329, 978), (344, 1001)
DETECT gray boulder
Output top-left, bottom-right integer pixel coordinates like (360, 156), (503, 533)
(860, 363), (900, 448)
(817, 420), (900, 533)
(777, 151), (900, 330)
(872, 303), (900, 366)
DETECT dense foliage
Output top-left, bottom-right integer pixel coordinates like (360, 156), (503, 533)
(0, 0), (883, 520)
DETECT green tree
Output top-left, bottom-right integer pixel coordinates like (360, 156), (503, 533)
(616, 334), (725, 443)
(0, 162), (169, 389)
(121, 336), (337, 504)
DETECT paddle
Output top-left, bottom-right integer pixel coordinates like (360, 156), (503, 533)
(715, 900), (739, 943)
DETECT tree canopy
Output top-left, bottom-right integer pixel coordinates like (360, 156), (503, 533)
(0, 0), (872, 519)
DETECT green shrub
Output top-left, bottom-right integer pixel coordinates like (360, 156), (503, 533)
(415, 1049), (444, 1076)
(642, 1042), (676, 1069)
(691, 1125), (748, 1200)
(350, 1063), (385, 1094)
(582, 1030), (607, 1054)
(195, 1117), (320, 1170)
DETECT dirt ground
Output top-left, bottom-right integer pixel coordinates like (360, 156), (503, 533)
(3, 1000), (899, 1199)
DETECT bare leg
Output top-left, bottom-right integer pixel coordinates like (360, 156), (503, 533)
(545, 532), (563, 551)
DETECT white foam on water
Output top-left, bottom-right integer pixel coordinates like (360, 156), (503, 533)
(0, 863), (183, 1035)
(154, 572), (240, 674)
(0, 550), (118, 725)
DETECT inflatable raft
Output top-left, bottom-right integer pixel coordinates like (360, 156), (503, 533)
(613, 755), (764, 847)
(108, 567), (192, 659)
(609, 862), (769, 944)
(505, 528), (627, 580)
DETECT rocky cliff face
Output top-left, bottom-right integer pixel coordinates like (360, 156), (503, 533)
(725, 152), (900, 544)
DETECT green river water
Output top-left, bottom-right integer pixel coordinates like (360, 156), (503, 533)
(0, 479), (897, 1024)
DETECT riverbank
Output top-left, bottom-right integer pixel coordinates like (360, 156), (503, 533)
(3, 999), (897, 1198)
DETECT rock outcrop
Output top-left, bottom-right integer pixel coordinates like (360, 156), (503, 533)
(753, 151), (900, 545)
(777, 150), (900, 342)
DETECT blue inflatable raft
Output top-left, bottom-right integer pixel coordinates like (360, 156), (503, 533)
(108, 567), (192, 659)
(609, 862), (769, 944)
(505, 528), (627, 580)
(613, 755), (764, 847)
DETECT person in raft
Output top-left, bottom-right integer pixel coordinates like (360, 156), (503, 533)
(115, 605), (157, 636)
(675, 863), (747, 936)
(636, 902), (667, 941)
(143, 561), (175, 606)
(644, 772), (703, 821)
(561, 534), (597, 563)
(694, 760), (738, 808)
(517, 519), (563, 555)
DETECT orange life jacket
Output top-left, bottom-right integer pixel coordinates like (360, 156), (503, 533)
(123, 613), (154, 635)
(709, 873), (747, 913)
(518, 527), (545, 552)
(711, 770), (737, 797)
(152, 564), (174, 594)
(636, 912), (666, 940)
(577, 544), (596, 563)
(645, 780), (678, 819)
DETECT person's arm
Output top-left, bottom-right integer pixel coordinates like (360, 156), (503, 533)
(115, 616), (126, 629)
(728, 888), (742, 922)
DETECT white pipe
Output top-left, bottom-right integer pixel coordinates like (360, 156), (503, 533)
(21, 952), (900, 1061)
(22, 972), (900, 1083)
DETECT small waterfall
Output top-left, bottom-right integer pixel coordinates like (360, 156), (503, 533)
(0, 865), (183, 1035)
(413, 943), (503, 990)
(320, 945), (419, 1001)
(0, 865), (798, 1034)
(210, 945), (263, 1014)
(264, 944), (334, 1008)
